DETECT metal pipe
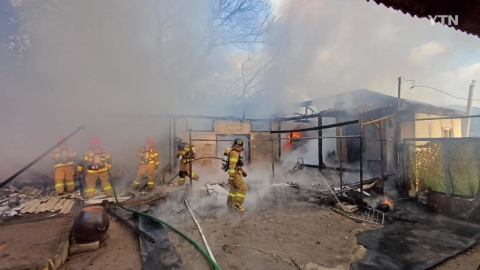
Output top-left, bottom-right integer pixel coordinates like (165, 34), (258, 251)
(465, 81), (476, 137)
(189, 131), (193, 186)
(169, 117), (172, 174)
(271, 120), (359, 134)
(173, 118), (177, 172)
(339, 126), (343, 187)
(360, 117), (364, 201)
(184, 197), (217, 263)
(318, 116), (323, 172)
(278, 121), (282, 158)
(190, 136), (361, 142)
(379, 120), (385, 195)
(271, 138), (275, 179)
(279, 136), (360, 140)
(0, 124), (85, 188)
(190, 139), (272, 142)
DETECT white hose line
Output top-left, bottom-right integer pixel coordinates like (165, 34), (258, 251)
(318, 171), (347, 212)
(184, 197), (217, 264)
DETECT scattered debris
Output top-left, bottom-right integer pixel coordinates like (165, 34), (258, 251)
(218, 244), (301, 269)
(8, 193), (20, 207)
(292, 158), (306, 171)
(84, 197), (130, 205)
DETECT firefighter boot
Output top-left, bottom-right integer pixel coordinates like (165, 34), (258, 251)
(234, 204), (245, 212)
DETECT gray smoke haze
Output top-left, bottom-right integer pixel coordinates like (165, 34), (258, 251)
(267, 0), (480, 110)
(0, 0), (275, 180)
(2, 0), (480, 183)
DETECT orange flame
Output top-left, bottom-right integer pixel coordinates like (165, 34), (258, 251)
(384, 197), (394, 209)
(286, 131), (303, 149)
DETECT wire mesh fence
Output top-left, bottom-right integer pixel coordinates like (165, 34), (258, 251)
(404, 138), (480, 198)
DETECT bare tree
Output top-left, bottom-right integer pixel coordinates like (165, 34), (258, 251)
(200, 52), (277, 100)
(205, 0), (277, 52)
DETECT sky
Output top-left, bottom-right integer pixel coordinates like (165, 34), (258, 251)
(267, 0), (480, 109)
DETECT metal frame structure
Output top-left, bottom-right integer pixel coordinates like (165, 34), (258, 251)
(185, 118), (365, 198)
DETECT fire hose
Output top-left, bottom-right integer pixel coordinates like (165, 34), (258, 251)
(109, 175), (222, 270)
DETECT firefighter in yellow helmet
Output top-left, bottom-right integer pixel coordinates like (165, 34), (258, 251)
(175, 138), (199, 186)
(227, 138), (248, 212)
(50, 136), (77, 195)
(77, 138), (113, 199)
(133, 136), (160, 191)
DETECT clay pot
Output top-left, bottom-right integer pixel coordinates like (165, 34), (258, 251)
(71, 206), (110, 243)
(376, 203), (390, 212)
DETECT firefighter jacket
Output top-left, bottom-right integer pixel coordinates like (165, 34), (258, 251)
(50, 147), (77, 168)
(228, 149), (243, 177)
(138, 146), (160, 167)
(176, 144), (196, 164)
(77, 148), (112, 174)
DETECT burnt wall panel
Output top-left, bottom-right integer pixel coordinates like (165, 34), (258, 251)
(191, 132), (216, 166)
(250, 132), (272, 164)
(271, 121), (280, 160)
(214, 120), (251, 134)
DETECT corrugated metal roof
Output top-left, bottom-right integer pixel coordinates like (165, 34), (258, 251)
(367, 0), (480, 38)
(353, 103), (394, 113)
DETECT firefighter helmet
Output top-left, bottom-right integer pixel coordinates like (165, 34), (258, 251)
(90, 138), (101, 147)
(146, 136), (154, 146)
(233, 138), (244, 147)
(175, 137), (184, 150)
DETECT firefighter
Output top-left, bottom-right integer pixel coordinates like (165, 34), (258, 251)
(227, 138), (248, 212)
(133, 136), (159, 191)
(77, 138), (113, 199)
(175, 138), (199, 186)
(50, 136), (77, 195)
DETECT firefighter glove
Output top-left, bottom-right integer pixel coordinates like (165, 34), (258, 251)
(228, 177), (234, 184)
(242, 171), (247, 177)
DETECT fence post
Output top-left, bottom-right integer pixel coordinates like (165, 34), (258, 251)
(401, 142), (407, 194)
(442, 139), (452, 197)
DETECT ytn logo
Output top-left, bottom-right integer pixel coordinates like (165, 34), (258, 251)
(428, 15), (459, 26)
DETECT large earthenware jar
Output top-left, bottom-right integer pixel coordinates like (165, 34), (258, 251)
(71, 206), (110, 243)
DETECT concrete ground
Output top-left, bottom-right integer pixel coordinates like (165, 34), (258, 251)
(59, 220), (142, 270)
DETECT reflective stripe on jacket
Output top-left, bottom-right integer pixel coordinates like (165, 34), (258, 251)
(138, 146), (160, 166)
(228, 149), (242, 176)
(77, 148), (112, 173)
(176, 145), (195, 164)
(50, 147), (77, 168)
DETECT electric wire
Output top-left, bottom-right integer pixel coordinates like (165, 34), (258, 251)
(412, 85), (480, 101)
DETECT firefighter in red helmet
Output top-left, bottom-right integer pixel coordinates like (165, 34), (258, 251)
(77, 138), (113, 199)
(133, 136), (160, 191)
(50, 136), (77, 195)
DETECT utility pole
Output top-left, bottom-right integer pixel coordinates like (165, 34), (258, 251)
(465, 80), (476, 137)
